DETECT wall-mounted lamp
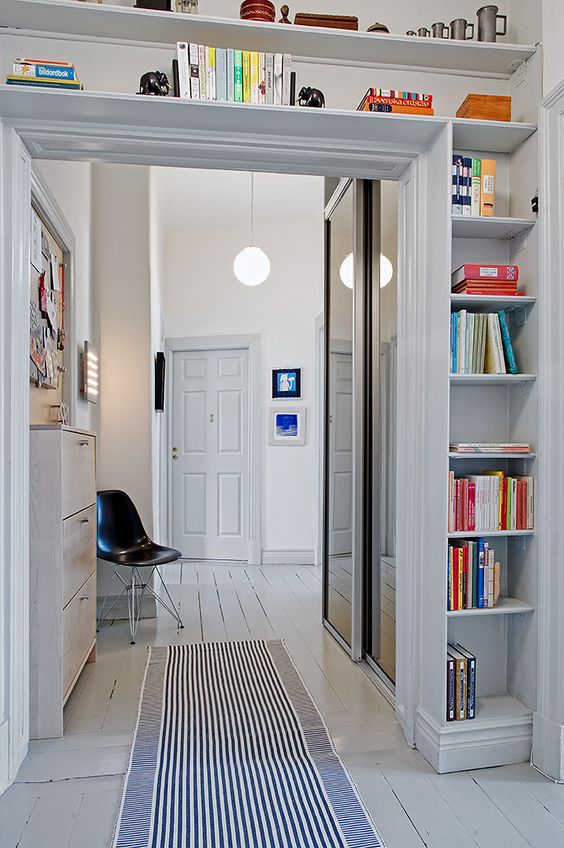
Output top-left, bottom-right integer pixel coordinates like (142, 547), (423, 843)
(80, 340), (99, 403)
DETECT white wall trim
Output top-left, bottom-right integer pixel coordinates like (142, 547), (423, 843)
(165, 334), (262, 565)
(314, 312), (324, 569)
(261, 549), (315, 565)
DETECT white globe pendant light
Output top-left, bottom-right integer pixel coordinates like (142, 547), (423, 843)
(339, 252), (394, 289)
(234, 173), (271, 286)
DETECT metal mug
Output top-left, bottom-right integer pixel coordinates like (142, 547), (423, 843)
(476, 5), (507, 42)
(450, 17), (475, 39)
(431, 21), (448, 38)
(406, 30), (416, 36)
(417, 27), (430, 37)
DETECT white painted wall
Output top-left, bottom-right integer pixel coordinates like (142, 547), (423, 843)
(161, 180), (324, 561)
(91, 163), (154, 595)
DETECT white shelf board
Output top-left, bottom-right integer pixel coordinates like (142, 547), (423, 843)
(451, 119), (536, 154)
(450, 373), (536, 385)
(1, 0), (537, 78)
(450, 294), (536, 310)
(0, 86), (444, 174)
(447, 597), (534, 616)
(448, 452), (536, 460)
(443, 694), (532, 729)
(448, 530), (535, 538)
(452, 216), (536, 239)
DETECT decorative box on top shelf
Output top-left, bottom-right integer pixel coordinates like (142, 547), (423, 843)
(457, 94), (511, 122)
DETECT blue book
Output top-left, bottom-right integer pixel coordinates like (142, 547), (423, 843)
(13, 61), (76, 80)
(477, 538), (485, 609)
(497, 309), (518, 374)
(452, 311), (458, 373)
(462, 157), (472, 216)
(216, 48), (227, 102)
(452, 155), (462, 216)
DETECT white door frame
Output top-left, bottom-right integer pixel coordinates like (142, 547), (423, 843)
(165, 335), (261, 565)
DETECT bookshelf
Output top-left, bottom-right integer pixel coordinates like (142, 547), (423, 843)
(431, 111), (540, 772)
(1, 0), (537, 78)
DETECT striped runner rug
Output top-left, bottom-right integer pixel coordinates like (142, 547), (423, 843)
(113, 640), (385, 848)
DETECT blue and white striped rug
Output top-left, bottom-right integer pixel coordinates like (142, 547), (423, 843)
(113, 640), (385, 847)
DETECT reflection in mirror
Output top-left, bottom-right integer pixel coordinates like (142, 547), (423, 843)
(324, 181), (354, 646)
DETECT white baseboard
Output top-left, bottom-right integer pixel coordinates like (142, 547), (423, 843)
(261, 549), (315, 565)
(532, 711), (564, 781)
(0, 719), (10, 794)
(415, 705), (532, 773)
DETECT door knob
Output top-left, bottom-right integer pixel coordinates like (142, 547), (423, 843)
(209, 414), (215, 423)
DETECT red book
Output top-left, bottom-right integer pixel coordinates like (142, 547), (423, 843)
(455, 480), (462, 531)
(462, 545), (468, 609)
(462, 479), (469, 531)
(452, 281), (519, 293)
(458, 287), (520, 296)
(468, 482), (476, 531)
(501, 477), (508, 530)
(518, 480), (525, 530)
(452, 264), (519, 285)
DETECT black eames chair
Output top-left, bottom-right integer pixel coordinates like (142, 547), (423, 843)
(96, 489), (184, 644)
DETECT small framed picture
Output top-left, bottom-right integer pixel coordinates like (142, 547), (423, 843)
(269, 408), (306, 446)
(272, 367), (301, 400)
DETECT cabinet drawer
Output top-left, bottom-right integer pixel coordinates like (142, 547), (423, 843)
(63, 505), (96, 608)
(62, 431), (95, 518)
(63, 572), (96, 699)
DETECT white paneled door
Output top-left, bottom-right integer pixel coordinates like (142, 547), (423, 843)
(328, 349), (353, 556)
(172, 348), (249, 560)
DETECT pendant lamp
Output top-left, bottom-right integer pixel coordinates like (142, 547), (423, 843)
(234, 173), (271, 286)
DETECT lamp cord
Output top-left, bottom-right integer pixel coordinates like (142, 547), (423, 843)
(250, 172), (255, 247)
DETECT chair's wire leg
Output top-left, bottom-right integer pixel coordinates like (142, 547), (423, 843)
(146, 567), (184, 628)
(97, 569), (129, 630)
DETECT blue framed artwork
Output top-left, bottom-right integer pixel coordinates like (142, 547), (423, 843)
(272, 367), (302, 400)
(268, 408), (306, 446)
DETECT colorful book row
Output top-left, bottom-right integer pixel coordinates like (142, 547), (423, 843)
(447, 644), (476, 721)
(358, 88), (435, 115)
(448, 539), (500, 611)
(452, 156), (496, 217)
(448, 471), (534, 532)
(176, 43), (292, 105)
(450, 310), (518, 375)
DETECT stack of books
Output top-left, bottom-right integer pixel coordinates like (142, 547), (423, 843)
(450, 308), (518, 375)
(447, 645), (476, 721)
(357, 88), (434, 116)
(452, 156), (496, 216)
(6, 58), (83, 90)
(448, 539), (501, 611)
(176, 43), (292, 105)
(448, 471), (534, 532)
(452, 263), (519, 296)
(450, 442), (531, 454)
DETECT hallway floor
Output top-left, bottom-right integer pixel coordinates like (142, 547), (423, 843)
(2, 563), (563, 848)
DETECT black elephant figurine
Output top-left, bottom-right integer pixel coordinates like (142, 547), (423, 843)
(138, 71), (170, 96)
(297, 86), (325, 108)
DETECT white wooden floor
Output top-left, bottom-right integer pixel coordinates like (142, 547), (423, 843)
(2, 563), (563, 848)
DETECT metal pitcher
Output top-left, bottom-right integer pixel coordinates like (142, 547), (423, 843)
(417, 27), (430, 37)
(406, 30), (416, 36)
(450, 18), (475, 40)
(476, 5), (507, 41)
(431, 21), (448, 38)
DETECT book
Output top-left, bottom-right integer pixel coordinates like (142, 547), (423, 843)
(189, 43), (200, 99)
(282, 54), (292, 106)
(274, 53), (283, 106)
(481, 159), (497, 216)
(462, 157), (472, 216)
(259, 52), (266, 105)
(242, 51), (251, 103)
(250, 52), (259, 105)
(447, 646), (468, 720)
(452, 265), (519, 285)
(5, 76), (83, 89)
(471, 158), (481, 216)
(497, 309), (518, 374)
(215, 47), (227, 101)
(265, 53), (274, 105)
(176, 42), (190, 98)
(227, 49), (235, 102)
(450, 442), (530, 453)
(172, 58), (180, 98)
(452, 155), (462, 217)
(13, 62), (76, 80)
(206, 46), (216, 101)
(234, 49), (243, 102)
(446, 655), (456, 721)
(454, 644), (476, 719)
(198, 44), (206, 100)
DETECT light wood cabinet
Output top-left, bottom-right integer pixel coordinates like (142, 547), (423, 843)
(30, 425), (97, 739)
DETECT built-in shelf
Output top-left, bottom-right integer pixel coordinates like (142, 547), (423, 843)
(448, 530), (535, 538)
(450, 373), (536, 385)
(452, 216), (536, 239)
(447, 597), (534, 616)
(450, 294), (536, 311)
(1, 0), (537, 79)
(442, 694), (532, 729)
(448, 452), (536, 460)
(451, 120), (537, 155)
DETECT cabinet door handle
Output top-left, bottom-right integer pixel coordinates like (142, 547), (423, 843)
(79, 595), (89, 602)
(80, 518), (90, 524)
(79, 440), (89, 447)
